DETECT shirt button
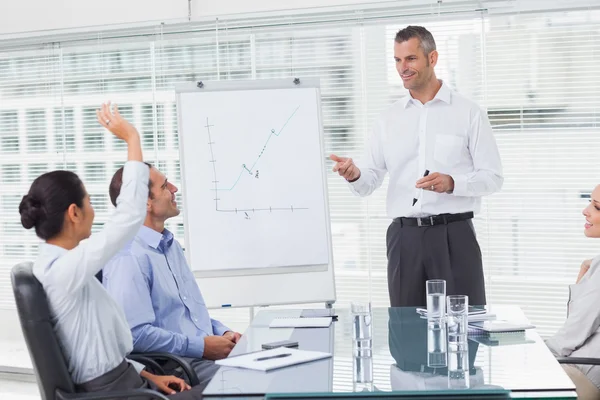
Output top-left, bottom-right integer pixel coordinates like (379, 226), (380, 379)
(183, 296), (187, 300)
(194, 318), (198, 322)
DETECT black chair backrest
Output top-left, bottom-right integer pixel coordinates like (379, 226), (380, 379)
(11, 262), (76, 400)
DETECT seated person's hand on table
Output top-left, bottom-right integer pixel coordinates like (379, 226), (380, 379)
(142, 371), (191, 394)
(203, 335), (235, 360)
(223, 331), (242, 344)
(577, 259), (592, 283)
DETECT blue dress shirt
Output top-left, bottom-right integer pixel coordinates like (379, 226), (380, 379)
(103, 225), (229, 358)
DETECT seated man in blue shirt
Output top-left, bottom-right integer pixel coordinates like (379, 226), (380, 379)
(102, 163), (241, 388)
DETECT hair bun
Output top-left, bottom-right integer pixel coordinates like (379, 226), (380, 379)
(19, 194), (45, 230)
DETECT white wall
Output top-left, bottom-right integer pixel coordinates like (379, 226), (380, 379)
(0, 0), (189, 36)
(1, 0), (597, 38)
(0, 0), (396, 37)
(191, 0), (393, 18)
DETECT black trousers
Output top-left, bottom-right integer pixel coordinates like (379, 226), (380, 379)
(386, 218), (486, 307)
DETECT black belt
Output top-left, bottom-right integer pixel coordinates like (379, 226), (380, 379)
(393, 212), (473, 227)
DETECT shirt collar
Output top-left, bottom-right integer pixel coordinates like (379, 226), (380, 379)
(400, 80), (452, 109)
(39, 242), (67, 256)
(137, 225), (174, 251)
(434, 80), (452, 104)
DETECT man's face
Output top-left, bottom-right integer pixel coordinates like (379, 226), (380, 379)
(394, 37), (437, 92)
(148, 167), (180, 222)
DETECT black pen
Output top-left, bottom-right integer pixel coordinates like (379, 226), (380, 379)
(412, 170), (430, 206)
(254, 353), (292, 362)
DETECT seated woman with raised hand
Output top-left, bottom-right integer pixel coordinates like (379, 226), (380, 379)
(19, 103), (201, 399)
(546, 184), (600, 400)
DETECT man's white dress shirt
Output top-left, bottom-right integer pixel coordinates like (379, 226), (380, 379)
(350, 81), (503, 218)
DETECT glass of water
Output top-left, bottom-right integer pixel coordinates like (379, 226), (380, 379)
(353, 352), (374, 392)
(426, 279), (446, 320)
(447, 347), (470, 389)
(427, 319), (447, 368)
(351, 302), (372, 356)
(447, 295), (469, 350)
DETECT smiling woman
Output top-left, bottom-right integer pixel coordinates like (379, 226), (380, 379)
(545, 184), (600, 399)
(583, 186), (600, 238)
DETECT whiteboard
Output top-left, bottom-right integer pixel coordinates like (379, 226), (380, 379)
(176, 78), (336, 308)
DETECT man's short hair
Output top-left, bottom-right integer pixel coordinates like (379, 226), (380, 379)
(109, 162), (153, 207)
(395, 25), (436, 56)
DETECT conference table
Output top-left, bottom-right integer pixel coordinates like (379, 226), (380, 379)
(202, 305), (577, 399)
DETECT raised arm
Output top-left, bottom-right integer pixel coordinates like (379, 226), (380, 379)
(45, 104), (149, 295)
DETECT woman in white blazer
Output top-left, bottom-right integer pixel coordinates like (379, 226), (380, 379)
(19, 104), (200, 399)
(546, 184), (600, 400)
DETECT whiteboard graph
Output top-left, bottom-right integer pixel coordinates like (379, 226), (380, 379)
(178, 86), (330, 272)
(205, 107), (309, 215)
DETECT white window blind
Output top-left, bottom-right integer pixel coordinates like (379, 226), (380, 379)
(479, 10), (600, 335)
(0, 2), (599, 348)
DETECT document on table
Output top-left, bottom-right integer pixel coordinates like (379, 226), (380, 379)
(215, 347), (332, 371)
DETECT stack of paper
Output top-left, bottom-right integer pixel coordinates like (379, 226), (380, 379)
(416, 306), (496, 322)
(215, 347), (331, 371)
(467, 312), (497, 322)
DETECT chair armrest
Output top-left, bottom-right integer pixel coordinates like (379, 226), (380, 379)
(57, 387), (169, 400)
(131, 352), (200, 387)
(557, 357), (600, 365)
(127, 355), (166, 376)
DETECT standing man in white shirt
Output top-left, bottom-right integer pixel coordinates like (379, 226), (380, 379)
(330, 26), (503, 307)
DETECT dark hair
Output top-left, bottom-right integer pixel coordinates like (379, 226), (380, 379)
(395, 25), (436, 56)
(19, 171), (86, 240)
(109, 162), (153, 207)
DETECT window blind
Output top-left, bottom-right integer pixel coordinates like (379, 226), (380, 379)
(479, 10), (600, 336)
(0, 1), (598, 351)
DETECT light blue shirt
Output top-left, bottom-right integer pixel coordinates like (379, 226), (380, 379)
(103, 225), (229, 358)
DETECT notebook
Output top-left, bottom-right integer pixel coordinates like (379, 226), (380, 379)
(216, 347), (331, 371)
(469, 334), (536, 347)
(269, 317), (332, 328)
(468, 320), (535, 336)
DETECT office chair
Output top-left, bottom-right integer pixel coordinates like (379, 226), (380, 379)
(95, 269), (200, 387)
(11, 261), (169, 400)
(557, 357), (600, 366)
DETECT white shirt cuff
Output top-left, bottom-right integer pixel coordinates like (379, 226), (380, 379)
(348, 172), (368, 193)
(451, 174), (468, 197)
